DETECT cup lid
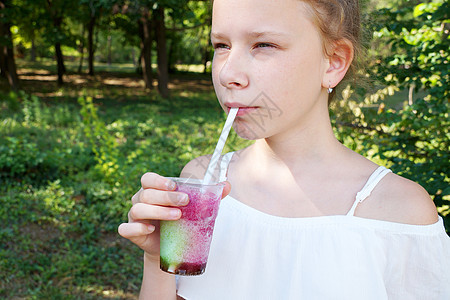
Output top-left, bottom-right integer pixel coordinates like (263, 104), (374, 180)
(167, 177), (224, 186)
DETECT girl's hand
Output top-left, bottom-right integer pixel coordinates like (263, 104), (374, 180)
(118, 172), (231, 263)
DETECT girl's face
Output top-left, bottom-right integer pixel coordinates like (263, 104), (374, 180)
(211, 0), (330, 140)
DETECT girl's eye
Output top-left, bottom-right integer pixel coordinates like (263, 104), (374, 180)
(213, 43), (230, 50)
(254, 43), (275, 49)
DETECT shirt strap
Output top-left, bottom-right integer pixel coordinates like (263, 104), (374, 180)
(218, 152), (235, 182)
(346, 166), (392, 216)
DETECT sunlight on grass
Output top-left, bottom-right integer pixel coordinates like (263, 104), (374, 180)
(175, 64), (205, 73)
(102, 77), (145, 88)
(77, 285), (138, 300)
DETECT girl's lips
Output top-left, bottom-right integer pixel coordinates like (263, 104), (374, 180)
(227, 106), (258, 116)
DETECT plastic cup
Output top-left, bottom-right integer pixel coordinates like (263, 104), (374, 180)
(160, 178), (225, 276)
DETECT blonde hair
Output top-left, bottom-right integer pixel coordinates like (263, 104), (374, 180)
(300, 0), (362, 102)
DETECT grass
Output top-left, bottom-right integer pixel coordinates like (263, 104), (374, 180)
(0, 61), (254, 299)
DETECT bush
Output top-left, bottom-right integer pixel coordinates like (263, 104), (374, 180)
(332, 0), (449, 226)
(0, 92), (94, 187)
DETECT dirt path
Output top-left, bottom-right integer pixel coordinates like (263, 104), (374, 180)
(1, 67), (214, 99)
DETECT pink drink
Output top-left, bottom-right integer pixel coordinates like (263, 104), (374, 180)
(160, 178), (224, 276)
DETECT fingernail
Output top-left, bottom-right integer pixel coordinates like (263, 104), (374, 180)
(148, 225), (155, 233)
(177, 194), (188, 205)
(170, 209), (181, 219)
(166, 180), (176, 190)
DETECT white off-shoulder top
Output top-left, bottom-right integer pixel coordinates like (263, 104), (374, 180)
(177, 152), (450, 300)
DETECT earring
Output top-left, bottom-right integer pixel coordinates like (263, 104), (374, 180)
(327, 84), (333, 94)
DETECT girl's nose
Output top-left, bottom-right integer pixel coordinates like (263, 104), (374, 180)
(218, 51), (249, 89)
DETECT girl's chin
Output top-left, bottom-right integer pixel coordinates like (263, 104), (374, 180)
(233, 122), (271, 141)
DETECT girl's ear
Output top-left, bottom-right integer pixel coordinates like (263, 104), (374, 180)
(322, 39), (354, 89)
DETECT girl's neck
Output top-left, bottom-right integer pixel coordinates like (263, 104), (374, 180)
(248, 118), (345, 174)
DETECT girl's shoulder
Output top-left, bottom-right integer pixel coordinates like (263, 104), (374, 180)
(356, 171), (439, 225)
(343, 150), (438, 225)
(180, 148), (246, 181)
(180, 154), (212, 180)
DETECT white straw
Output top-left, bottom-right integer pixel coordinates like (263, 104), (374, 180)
(203, 107), (239, 184)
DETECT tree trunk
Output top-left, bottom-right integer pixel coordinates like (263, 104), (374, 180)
(46, 0), (66, 85)
(4, 43), (19, 90)
(107, 35), (112, 65)
(52, 12), (66, 85)
(0, 44), (5, 78)
(78, 49), (84, 74)
(87, 13), (95, 75)
(77, 24), (85, 73)
(202, 22), (212, 74)
(0, 0), (20, 90)
(155, 6), (169, 98)
(136, 49), (142, 74)
(0, 2), (5, 78)
(30, 33), (36, 62)
(202, 45), (210, 74)
(443, 22), (450, 42)
(139, 8), (153, 89)
(167, 38), (175, 73)
(131, 47), (137, 68)
(55, 42), (65, 85)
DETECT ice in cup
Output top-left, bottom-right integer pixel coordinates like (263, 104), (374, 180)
(160, 178), (225, 276)
(160, 108), (237, 275)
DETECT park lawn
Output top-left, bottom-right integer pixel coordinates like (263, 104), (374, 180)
(0, 62), (253, 299)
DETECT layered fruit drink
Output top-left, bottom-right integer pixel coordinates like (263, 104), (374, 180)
(160, 178), (224, 276)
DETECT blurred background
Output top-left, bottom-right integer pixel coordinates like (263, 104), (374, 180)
(0, 0), (448, 298)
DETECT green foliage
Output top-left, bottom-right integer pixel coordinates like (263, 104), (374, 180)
(370, 0), (448, 95)
(78, 95), (122, 183)
(10, 0), (212, 66)
(0, 91), (92, 186)
(368, 0), (449, 214)
(0, 82), (252, 298)
(333, 0), (449, 222)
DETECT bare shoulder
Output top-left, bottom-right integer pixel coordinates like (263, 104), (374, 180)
(180, 153), (230, 182)
(180, 149), (245, 182)
(359, 172), (439, 225)
(179, 154), (212, 180)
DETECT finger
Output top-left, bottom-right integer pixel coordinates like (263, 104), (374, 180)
(221, 181), (232, 199)
(140, 188), (189, 207)
(118, 222), (155, 238)
(129, 203), (182, 221)
(141, 172), (176, 191)
(132, 188), (143, 205)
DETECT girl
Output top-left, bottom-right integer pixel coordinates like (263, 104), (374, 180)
(118, 0), (450, 299)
